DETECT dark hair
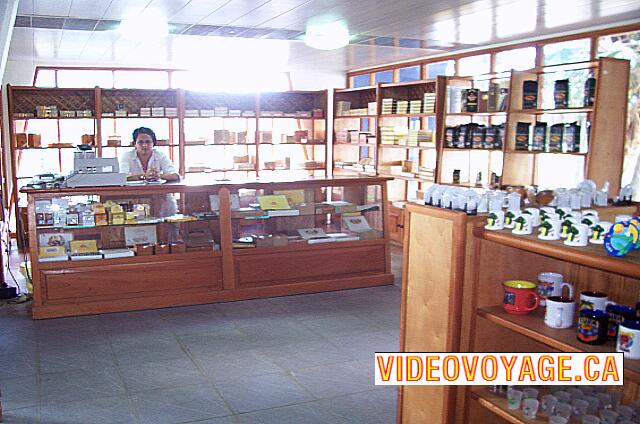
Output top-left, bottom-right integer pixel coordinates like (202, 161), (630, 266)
(132, 127), (157, 146)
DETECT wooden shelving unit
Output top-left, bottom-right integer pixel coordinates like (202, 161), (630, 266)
(7, 86), (328, 227)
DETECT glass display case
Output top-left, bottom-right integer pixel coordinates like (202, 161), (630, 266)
(23, 176), (393, 319)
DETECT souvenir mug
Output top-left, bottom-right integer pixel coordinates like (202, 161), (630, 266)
(607, 304), (637, 340)
(523, 208), (541, 226)
(540, 207), (556, 218)
(504, 210), (519, 229)
(580, 291), (611, 312)
(581, 214), (599, 227)
(617, 320), (640, 359)
(545, 296), (576, 329)
(539, 218), (561, 241)
(556, 207), (572, 219)
(537, 272), (574, 306)
(564, 223), (590, 247)
(590, 222), (612, 245)
(507, 192), (521, 211)
(485, 210), (505, 231)
(561, 217), (579, 238)
(512, 213), (533, 235)
(503, 280), (540, 315)
(570, 191), (582, 210)
(577, 309), (609, 345)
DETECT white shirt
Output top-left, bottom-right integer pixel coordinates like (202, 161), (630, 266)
(119, 149), (177, 176)
(119, 149), (178, 216)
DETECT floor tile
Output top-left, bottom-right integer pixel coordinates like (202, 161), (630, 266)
(236, 401), (341, 424)
(120, 358), (205, 393)
(216, 372), (314, 414)
(0, 406), (40, 424)
(39, 342), (116, 373)
(194, 349), (283, 383)
(40, 367), (126, 404)
(318, 388), (397, 424)
(0, 375), (38, 411)
(300, 313), (378, 338)
(112, 336), (189, 366)
(290, 361), (374, 399)
(259, 340), (352, 371)
(40, 395), (136, 424)
(131, 384), (232, 424)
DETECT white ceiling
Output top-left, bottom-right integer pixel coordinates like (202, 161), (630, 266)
(7, 0), (640, 75)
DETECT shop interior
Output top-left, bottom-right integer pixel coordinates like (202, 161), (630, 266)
(0, 1), (640, 423)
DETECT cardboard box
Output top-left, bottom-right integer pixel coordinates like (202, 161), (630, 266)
(28, 133), (41, 148)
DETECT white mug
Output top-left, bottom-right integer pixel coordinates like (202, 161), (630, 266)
(590, 221), (612, 245)
(540, 207), (556, 217)
(537, 272), (574, 306)
(539, 218), (561, 241)
(617, 320), (640, 360)
(523, 208), (541, 226)
(507, 192), (521, 211)
(545, 296), (575, 329)
(560, 217), (579, 238)
(582, 209), (598, 218)
(581, 214), (599, 227)
(579, 291), (611, 312)
(556, 207), (572, 219)
(485, 210), (505, 231)
(513, 213), (533, 235)
(504, 210), (519, 229)
(570, 191), (582, 210)
(564, 223), (590, 247)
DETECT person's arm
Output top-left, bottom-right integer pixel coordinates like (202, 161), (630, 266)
(120, 151), (146, 180)
(157, 151), (180, 181)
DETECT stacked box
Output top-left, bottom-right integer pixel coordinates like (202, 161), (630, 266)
(395, 100), (409, 114)
(367, 102), (377, 115)
(471, 126), (485, 149)
(409, 100), (422, 114)
(380, 126), (396, 145)
(423, 93), (436, 113)
(444, 127), (457, 148)
(381, 98), (395, 114)
(336, 101), (351, 115)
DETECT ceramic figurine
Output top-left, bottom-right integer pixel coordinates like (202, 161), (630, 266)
(604, 222), (638, 257)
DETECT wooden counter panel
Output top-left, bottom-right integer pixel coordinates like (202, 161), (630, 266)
(42, 257), (223, 301)
(234, 244), (386, 288)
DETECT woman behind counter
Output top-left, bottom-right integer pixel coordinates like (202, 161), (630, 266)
(119, 127), (180, 182)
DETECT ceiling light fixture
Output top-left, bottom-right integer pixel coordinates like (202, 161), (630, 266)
(119, 9), (168, 41)
(304, 20), (350, 50)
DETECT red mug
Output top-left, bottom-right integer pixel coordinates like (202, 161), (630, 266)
(503, 280), (540, 315)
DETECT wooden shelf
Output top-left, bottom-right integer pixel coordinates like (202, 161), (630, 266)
(379, 113), (436, 118)
(504, 149), (587, 156)
(17, 146), (76, 150)
(380, 144), (436, 150)
(442, 147), (503, 152)
(511, 107), (593, 115)
(36, 217), (219, 231)
(477, 305), (640, 381)
(185, 169), (255, 173)
(184, 143), (256, 146)
(378, 173), (434, 183)
(258, 116), (324, 120)
(335, 114), (377, 119)
(445, 112), (507, 117)
(474, 227), (640, 279)
(259, 142), (326, 146)
(100, 115), (178, 119)
(104, 144), (179, 148)
(471, 388), (548, 424)
(438, 181), (485, 188)
(379, 79), (436, 88)
(14, 116), (96, 120)
(334, 142), (376, 147)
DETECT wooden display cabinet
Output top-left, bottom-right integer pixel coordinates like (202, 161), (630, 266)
(24, 176), (393, 319)
(502, 57), (629, 194)
(436, 74), (508, 188)
(333, 86), (378, 177)
(399, 203), (638, 423)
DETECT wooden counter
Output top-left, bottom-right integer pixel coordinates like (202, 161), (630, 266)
(23, 176), (394, 319)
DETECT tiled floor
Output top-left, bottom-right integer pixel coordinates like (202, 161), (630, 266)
(0, 249), (402, 424)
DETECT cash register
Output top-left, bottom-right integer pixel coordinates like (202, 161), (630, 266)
(65, 145), (127, 188)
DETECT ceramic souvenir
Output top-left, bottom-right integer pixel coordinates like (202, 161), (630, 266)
(523, 208), (541, 226)
(485, 210), (505, 231)
(504, 209), (519, 229)
(564, 223), (589, 247)
(589, 221), (612, 244)
(513, 213), (533, 235)
(538, 218), (561, 240)
(560, 217), (579, 238)
(604, 222), (638, 257)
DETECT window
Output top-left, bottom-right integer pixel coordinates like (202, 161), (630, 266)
(598, 30), (640, 198)
(34, 69), (56, 87)
(543, 39), (591, 66)
(57, 69), (114, 88)
(426, 61), (455, 78)
(458, 55), (490, 76)
(374, 70), (393, 84)
(352, 74), (370, 88)
(114, 70), (169, 89)
(495, 47), (537, 72)
(398, 66), (420, 82)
